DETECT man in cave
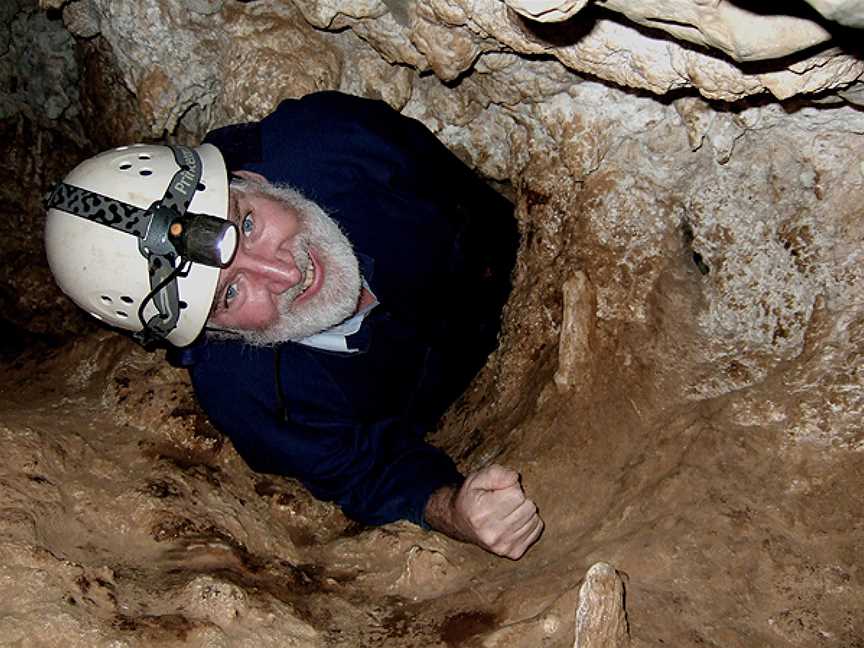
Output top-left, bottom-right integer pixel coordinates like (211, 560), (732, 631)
(44, 91), (543, 560)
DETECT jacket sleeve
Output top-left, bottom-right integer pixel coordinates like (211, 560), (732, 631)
(189, 349), (464, 527)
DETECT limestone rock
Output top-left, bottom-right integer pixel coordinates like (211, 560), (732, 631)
(389, 544), (457, 601)
(505, 14), (862, 101)
(186, 0), (223, 15)
(411, 9), (481, 81)
(335, 30), (414, 109)
(182, 574), (320, 646)
(1, 2), (79, 121)
(480, 586), (579, 647)
(573, 562), (629, 648)
(292, 0), (387, 29)
(348, 10), (430, 71)
(53, 0), (864, 138)
(216, 2), (342, 127)
(504, 0), (589, 23)
(503, 0), (832, 62)
(62, 0), (100, 39)
(804, 0), (864, 27)
(838, 81), (864, 107)
(554, 272), (596, 392)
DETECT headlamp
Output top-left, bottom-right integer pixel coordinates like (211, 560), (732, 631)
(167, 212), (238, 268)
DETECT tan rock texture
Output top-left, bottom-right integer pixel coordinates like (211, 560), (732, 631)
(803, 0), (864, 28)
(554, 272), (596, 392)
(53, 0), (864, 136)
(573, 562), (629, 648)
(506, 0), (864, 50)
(2, 0), (864, 646)
(505, 0), (833, 62)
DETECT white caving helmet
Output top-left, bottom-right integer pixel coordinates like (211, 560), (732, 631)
(44, 143), (237, 347)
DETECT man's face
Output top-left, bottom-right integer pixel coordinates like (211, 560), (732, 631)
(208, 174), (361, 345)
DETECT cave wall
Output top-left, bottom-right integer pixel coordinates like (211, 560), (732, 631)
(1, 0), (863, 646)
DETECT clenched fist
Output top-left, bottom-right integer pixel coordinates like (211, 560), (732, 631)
(424, 464), (544, 559)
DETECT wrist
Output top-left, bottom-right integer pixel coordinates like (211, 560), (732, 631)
(423, 483), (471, 542)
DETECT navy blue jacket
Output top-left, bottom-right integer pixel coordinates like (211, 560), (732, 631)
(173, 92), (517, 526)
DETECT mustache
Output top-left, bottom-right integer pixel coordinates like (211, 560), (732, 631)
(275, 242), (311, 308)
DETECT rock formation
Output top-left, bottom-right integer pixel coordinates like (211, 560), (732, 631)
(1, 0), (862, 645)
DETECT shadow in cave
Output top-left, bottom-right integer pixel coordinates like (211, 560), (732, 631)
(509, 2), (864, 118)
(511, 1), (864, 74)
(723, 0), (864, 57)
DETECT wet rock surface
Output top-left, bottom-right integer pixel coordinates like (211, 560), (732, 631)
(2, 0), (864, 646)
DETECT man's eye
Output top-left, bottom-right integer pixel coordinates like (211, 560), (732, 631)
(241, 212), (254, 236)
(225, 283), (239, 306)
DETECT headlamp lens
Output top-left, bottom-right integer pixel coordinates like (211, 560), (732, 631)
(217, 223), (238, 266)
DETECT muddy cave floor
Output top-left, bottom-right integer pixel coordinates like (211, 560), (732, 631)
(0, 327), (861, 647)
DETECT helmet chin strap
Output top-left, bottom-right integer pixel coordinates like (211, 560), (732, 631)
(45, 145), (205, 346)
(133, 256), (191, 347)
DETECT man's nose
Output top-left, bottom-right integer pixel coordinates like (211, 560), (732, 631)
(234, 250), (302, 293)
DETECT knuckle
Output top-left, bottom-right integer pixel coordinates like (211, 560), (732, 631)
(466, 507), (489, 528)
(478, 528), (502, 547)
(496, 537), (520, 558)
(492, 540), (511, 555)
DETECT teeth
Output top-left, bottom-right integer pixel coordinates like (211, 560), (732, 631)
(301, 260), (315, 292)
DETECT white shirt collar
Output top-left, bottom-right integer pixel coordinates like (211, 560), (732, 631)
(295, 280), (378, 354)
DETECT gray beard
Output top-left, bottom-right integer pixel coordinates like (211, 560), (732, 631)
(214, 182), (361, 346)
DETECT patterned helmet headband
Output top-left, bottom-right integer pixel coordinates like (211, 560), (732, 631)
(45, 145), (238, 346)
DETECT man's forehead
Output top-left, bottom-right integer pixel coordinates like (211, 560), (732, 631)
(226, 186), (258, 223)
(226, 187), (242, 222)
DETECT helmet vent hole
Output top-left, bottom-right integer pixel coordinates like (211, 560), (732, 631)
(139, 169), (153, 176)
(120, 295), (134, 304)
(115, 311), (128, 318)
(197, 182), (206, 191)
(137, 153), (151, 160)
(178, 300), (188, 309)
(119, 162), (132, 170)
(100, 295), (113, 304)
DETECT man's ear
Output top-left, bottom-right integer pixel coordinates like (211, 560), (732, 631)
(232, 169), (269, 185)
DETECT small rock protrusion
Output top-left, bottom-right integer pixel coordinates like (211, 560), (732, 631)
(554, 272), (596, 393)
(573, 562), (630, 648)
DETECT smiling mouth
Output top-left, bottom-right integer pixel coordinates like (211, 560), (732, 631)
(299, 258), (315, 293)
(292, 248), (323, 303)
